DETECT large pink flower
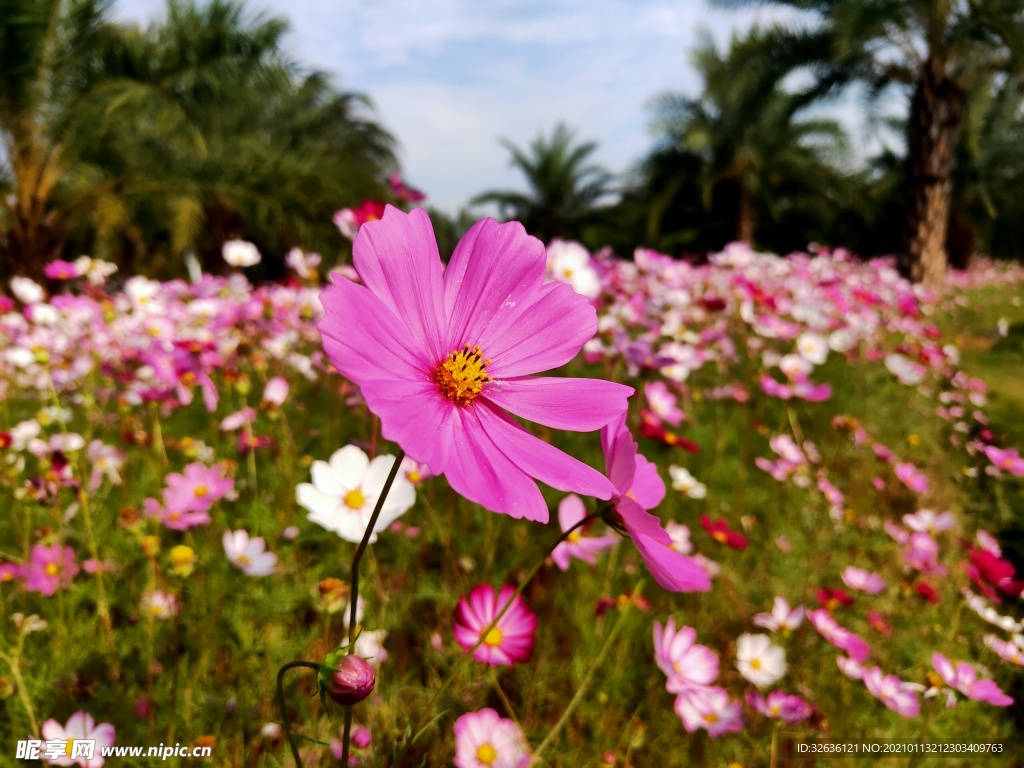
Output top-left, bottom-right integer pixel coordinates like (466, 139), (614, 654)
(600, 414), (711, 593)
(453, 708), (530, 768)
(25, 544), (79, 596)
(319, 206), (631, 521)
(453, 585), (538, 667)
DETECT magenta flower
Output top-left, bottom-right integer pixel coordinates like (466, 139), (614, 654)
(163, 462), (234, 514)
(0, 562), (22, 585)
(550, 494), (618, 571)
(841, 566), (886, 595)
(43, 259), (81, 280)
(600, 414), (711, 593)
(653, 617), (719, 693)
(24, 544), (79, 596)
(983, 445), (1024, 476)
(932, 653), (1013, 706)
(903, 532), (947, 576)
(453, 585), (537, 667)
(674, 686), (744, 736)
(862, 666), (921, 717)
(644, 381), (684, 426)
(453, 708), (530, 768)
(143, 496), (210, 531)
(318, 206), (630, 521)
(807, 609), (870, 662)
(894, 462), (929, 494)
(745, 690), (813, 723)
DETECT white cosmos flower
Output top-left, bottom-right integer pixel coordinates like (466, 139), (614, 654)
(10, 276), (44, 304)
(222, 239), (261, 268)
(797, 332), (829, 365)
(296, 445), (415, 542)
(736, 633), (788, 688)
(223, 529), (277, 576)
(546, 239), (601, 298)
(668, 465), (707, 499)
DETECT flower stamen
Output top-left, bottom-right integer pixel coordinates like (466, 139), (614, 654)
(435, 344), (492, 405)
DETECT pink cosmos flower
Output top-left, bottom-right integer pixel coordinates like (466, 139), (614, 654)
(841, 566), (886, 595)
(894, 462), (929, 494)
(652, 617), (719, 693)
(903, 509), (954, 534)
(222, 530), (277, 577)
(0, 562), (22, 585)
(984, 635), (1024, 666)
(903, 532), (946, 576)
(644, 381), (684, 426)
(932, 653), (1013, 706)
(862, 667), (921, 717)
(25, 544), (79, 596)
(674, 686), (744, 736)
(550, 494), (618, 571)
(43, 260), (82, 281)
(983, 445), (1024, 476)
(867, 611), (891, 636)
(453, 585), (537, 667)
(453, 708), (529, 768)
(143, 497), (210, 531)
(837, 655), (864, 680)
(753, 596), (805, 633)
(163, 462), (234, 514)
(745, 690), (812, 723)
(319, 207), (630, 521)
(262, 377), (289, 407)
(41, 710), (115, 767)
(600, 414), (711, 592)
(807, 609), (870, 661)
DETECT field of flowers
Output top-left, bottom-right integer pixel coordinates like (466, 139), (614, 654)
(3, 205), (1024, 767)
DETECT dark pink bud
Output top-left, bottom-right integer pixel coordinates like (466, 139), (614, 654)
(319, 650), (375, 706)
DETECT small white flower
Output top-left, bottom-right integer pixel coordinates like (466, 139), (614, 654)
(12, 613), (48, 635)
(668, 465), (707, 499)
(736, 633), (787, 688)
(546, 239), (601, 298)
(10, 276), (44, 304)
(797, 333), (829, 365)
(222, 240), (261, 268)
(296, 445), (416, 542)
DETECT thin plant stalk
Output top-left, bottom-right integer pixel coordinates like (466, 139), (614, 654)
(339, 449), (404, 765)
(277, 660), (323, 767)
(529, 580), (642, 766)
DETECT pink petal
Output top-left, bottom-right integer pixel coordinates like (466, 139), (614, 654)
(630, 454), (666, 509)
(443, 218), (545, 351)
(318, 278), (432, 385)
(444, 409), (548, 521)
(353, 206), (447, 361)
(631, 532), (712, 592)
(482, 281), (598, 378)
(475, 402), (616, 501)
(557, 494), (587, 530)
(369, 378), (456, 473)
(485, 376), (632, 431)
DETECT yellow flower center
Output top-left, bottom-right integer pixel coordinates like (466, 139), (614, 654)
(567, 530), (582, 543)
(45, 563), (60, 576)
(703, 712), (718, 724)
(476, 743), (498, 765)
(712, 531), (727, 543)
(1003, 457), (1015, 469)
(344, 489), (366, 509)
(407, 470), (421, 484)
(194, 485), (208, 498)
(750, 658), (762, 670)
(181, 372), (196, 385)
(434, 344), (491, 406)
(236, 555), (252, 566)
(564, 268), (574, 277)
(483, 627), (503, 647)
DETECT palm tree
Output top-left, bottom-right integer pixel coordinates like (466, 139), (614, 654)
(471, 123), (613, 242)
(716, 0), (1024, 284)
(649, 31), (849, 247)
(1, 0), (396, 280)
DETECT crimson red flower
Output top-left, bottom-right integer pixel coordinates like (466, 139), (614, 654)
(640, 418), (698, 453)
(915, 581), (939, 604)
(816, 588), (855, 611)
(699, 515), (747, 549)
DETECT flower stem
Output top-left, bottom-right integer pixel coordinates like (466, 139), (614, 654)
(403, 509), (604, 753)
(528, 580), (641, 765)
(1, 641), (39, 737)
(277, 659), (322, 767)
(339, 449), (405, 762)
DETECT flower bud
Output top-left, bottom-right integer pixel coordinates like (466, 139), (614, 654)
(318, 649), (375, 706)
(169, 545), (196, 577)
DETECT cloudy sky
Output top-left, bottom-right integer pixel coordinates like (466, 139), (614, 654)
(114, 1), (866, 215)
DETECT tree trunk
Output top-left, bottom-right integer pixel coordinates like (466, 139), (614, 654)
(736, 187), (754, 244)
(900, 62), (964, 287)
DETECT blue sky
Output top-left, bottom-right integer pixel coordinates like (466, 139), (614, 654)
(115, 1), (886, 215)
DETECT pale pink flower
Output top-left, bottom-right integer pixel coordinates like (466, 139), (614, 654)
(745, 690), (812, 723)
(223, 530), (277, 576)
(894, 462), (929, 494)
(903, 509), (955, 534)
(674, 686), (744, 736)
(862, 667), (920, 717)
(41, 711), (115, 767)
(653, 617), (719, 693)
(550, 494), (617, 571)
(753, 596), (804, 633)
(841, 566), (886, 595)
(453, 708), (530, 768)
(932, 653), (1013, 706)
(644, 381), (684, 426)
(808, 609), (870, 661)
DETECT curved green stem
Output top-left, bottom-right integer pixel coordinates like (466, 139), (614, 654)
(339, 450), (405, 763)
(277, 660), (322, 767)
